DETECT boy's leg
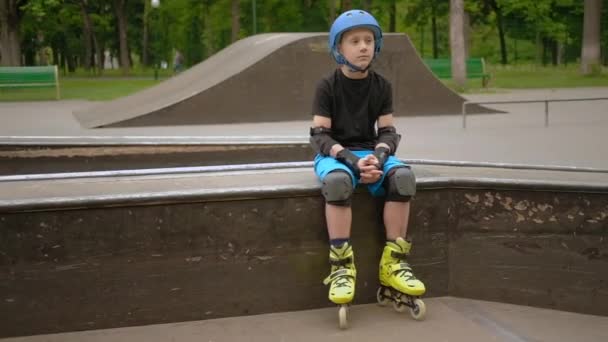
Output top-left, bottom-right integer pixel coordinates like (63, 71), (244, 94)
(384, 201), (410, 240)
(367, 157), (416, 240)
(314, 155), (358, 304)
(314, 154), (357, 240)
(326, 204), (352, 240)
(369, 158), (425, 296)
(377, 161), (416, 239)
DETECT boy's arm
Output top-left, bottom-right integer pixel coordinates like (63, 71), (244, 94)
(311, 115), (372, 177)
(310, 115), (344, 158)
(374, 113), (402, 169)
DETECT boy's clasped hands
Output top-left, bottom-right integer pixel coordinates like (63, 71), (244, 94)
(357, 154), (383, 184)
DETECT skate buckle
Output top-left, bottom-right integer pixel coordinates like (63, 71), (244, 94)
(390, 251), (408, 259)
(389, 262), (411, 273)
(329, 257), (352, 266)
(323, 268), (355, 285)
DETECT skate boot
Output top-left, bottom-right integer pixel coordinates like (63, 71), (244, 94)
(377, 237), (426, 320)
(322, 242), (356, 329)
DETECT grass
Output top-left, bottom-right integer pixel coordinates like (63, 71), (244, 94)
(1, 64), (607, 102)
(443, 64), (608, 93)
(0, 77), (164, 101)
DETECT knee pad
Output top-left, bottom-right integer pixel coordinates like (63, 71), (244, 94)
(322, 171), (354, 207)
(384, 167), (416, 202)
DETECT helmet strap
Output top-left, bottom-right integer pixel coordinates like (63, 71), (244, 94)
(344, 59), (372, 73)
(337, 52), (373, 73)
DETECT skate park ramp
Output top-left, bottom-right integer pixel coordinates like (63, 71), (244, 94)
(73, 33), (497, 128)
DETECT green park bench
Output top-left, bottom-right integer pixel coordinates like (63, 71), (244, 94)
(0, 65), (60, 100)
(423, 58), (491, 87)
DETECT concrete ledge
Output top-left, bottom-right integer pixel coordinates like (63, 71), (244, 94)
(0, 165), (607, 337)
(0, 143), (313, 175)
(2, 165), (608, 211)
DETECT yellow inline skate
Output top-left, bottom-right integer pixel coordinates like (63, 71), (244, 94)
(377, 237), (426, 320)
(323, 242), (356, 329)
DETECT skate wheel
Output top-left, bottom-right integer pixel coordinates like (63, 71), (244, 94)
(410, 298), (426, 321)
(376, 287), (390, 306)
(338, 305), (348, 329)
(392, 299), (408, 313)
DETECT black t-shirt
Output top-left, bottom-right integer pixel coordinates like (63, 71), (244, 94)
(312, 68), (393, 150)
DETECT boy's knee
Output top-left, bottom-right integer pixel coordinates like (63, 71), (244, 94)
(322, 171), (354, 206)
(384, 167), (416, 202)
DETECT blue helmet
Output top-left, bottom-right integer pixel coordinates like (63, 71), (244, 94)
(329, 9), (383, 65)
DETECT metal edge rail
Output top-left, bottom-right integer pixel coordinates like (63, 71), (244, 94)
(2, 159), (608, 183)
(3, 176), (608, 213)
(0, 135), (310, 146)
(462, 97), (608, 128)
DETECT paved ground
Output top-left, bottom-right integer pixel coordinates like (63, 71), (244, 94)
(1, 87), (607, 168)
(2, 297), (607, 342)
(3, 164), (608, 210)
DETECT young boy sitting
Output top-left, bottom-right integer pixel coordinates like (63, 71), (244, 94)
(310, 9), (426, 307)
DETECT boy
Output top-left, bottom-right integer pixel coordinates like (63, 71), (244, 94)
(309, 9), (426, 320)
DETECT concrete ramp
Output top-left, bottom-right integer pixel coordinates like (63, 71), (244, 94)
(1, 164), (607, 337)
(74, 33), (496, 128)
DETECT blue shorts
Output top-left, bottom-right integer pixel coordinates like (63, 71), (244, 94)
(313, 150), (409, 197)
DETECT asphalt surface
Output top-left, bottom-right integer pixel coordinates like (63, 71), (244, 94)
(2, 297), (607, 342)
(1, 87), (607, 168)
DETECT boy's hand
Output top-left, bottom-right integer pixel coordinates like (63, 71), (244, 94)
(357, 155), (383, 184)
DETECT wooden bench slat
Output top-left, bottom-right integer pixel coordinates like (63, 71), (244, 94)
(423, 58), (491, 87)
(0, 65), (60, 99)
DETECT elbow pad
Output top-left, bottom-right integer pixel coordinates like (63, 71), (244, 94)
(377, 126), (401, 154)
(310, 126), (339, 156)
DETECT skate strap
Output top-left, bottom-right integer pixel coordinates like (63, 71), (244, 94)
(388, 263), (419, 280)
(390, 251), (408, 260)
(322, 268), (356, 286)
(388, 262), (412, 273)
(329, 257), (353, 266)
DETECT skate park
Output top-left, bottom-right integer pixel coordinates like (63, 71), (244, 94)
(1, 32), (607, 341)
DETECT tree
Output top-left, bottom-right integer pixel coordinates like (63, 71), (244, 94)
(329, 0), (336, 25)
(231, 0), (239, 42)
(113, 0), (130, 74)
(486, 0), (507, 64)
(388, 0), (396, 32)
(450, 0), (466, 88)
(404, 0), (449, 58)
(19, 0), (81, 69)
(341, 0), (352, 12)
(430, 1), (442, 58)
(0, 0), (24, 66)
(79, 0), (101, 72)
(581, 0), (602, 74)
(142, 0), (150, 66)
(362, 0), (371, 11)
(498, 0), (582, 66)
(185, 2), (203, 65)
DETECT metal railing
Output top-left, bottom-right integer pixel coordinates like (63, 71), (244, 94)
(3, 159), (608, 183)
(462, 97), (608, 129)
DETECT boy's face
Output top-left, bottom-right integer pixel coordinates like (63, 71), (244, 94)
(338, 28), (375, 69)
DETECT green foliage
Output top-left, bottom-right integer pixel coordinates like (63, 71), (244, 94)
(184, 1), (204, 65)
(498, 0), (582, 42)
(206, 0), (232, 55)
(259, 0), (304, 32)
(0, 77), (160, 101)
(11, 0), (607, 72)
